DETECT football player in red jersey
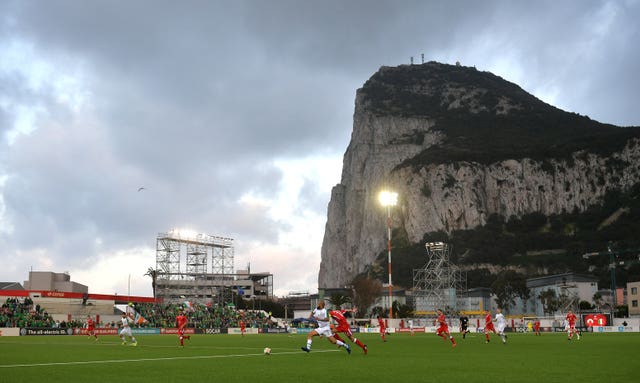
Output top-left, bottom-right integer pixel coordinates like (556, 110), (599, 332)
(534, 320), (541, 336)
(240, 318), (246, 337)
(85, 315), (98, 341)
(434, 309), (457, 347)
(377, 315), (387, 342)
(329, 308), (367, 354)
(484, 310), (498, 343)
(566, 310), (581, 340)
(176, 309), (191, 347)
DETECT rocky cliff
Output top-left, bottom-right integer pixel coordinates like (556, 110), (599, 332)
(319, 62), (640, 289)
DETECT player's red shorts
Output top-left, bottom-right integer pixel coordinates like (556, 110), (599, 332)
(437, 324), (449, 335)
(485, 323), (495, 332)
(87, 326), (95, 333)
(335, 323), (353, 337)
(178, 328), (185, 336)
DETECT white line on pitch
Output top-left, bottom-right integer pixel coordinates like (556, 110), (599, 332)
(0, 349), (341, 369)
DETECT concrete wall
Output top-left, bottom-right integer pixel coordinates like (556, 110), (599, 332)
(23, 272), (88, 293)
(33, 297), (115, 316)
(627, 281), (640, 316)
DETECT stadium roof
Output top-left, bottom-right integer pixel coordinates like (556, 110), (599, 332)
(526, 272), (598, 288)
(0, 282), (24, 290)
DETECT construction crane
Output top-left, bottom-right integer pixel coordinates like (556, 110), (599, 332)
(583, 242), (640, 307)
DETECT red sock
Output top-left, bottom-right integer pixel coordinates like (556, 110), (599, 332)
(354, 338), (365, 349)
(334, 333), (345, 343)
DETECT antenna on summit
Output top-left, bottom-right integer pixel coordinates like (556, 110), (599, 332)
(421, 53), (424, 64)
(410, 56), (414, 65)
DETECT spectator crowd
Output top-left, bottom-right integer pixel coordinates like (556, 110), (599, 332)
(1, 297), (275, 330)
(136, 302), (275, 329)
(1, 297), (88, 328)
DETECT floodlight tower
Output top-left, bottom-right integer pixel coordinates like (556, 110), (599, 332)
(379, 190), (398, 318)
(582, 242), (640, 308)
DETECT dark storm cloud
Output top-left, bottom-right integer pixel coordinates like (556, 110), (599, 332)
(242, 1), (495, 68)
(0, 0), (638, 294)
(6, 0), (354, 153)
(460, 0), (640, 126)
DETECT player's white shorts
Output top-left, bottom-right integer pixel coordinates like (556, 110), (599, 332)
(496, 324), (506, 333)
(120, 327), (133, 337)
(315, 324), (333, 338)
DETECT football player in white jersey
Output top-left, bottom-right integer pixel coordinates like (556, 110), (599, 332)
(119, 312), (138, 346)
(494, 308), (507, 344)
(301, 300), (351, 354)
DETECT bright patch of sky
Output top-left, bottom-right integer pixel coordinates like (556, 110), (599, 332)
(1, 39), (89, 144)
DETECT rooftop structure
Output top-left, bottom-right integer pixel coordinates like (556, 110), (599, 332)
(23, 271), (88, 294)
(155, 230), (272, 305)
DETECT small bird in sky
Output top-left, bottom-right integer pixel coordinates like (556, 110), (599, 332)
(137, 187), (146, 192)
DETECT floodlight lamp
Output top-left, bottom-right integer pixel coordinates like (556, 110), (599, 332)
(426, 242), (444, 251)
(171, 228), (198, 239)
(379, 191), (398, 207)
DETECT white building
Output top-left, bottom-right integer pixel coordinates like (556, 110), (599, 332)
(525, 272), (598, 317)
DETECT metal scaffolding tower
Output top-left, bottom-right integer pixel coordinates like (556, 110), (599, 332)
(186, 243), (208, 275)
(155, 230), (235, 304)
(156, 236), (181, 277)
(412, 242), (466, 314)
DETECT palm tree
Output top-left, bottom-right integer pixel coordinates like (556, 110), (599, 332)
(592, 292), (603, 310)
(328, 293), (352, 309)
(538, 289), (559, 315)
(144, 267), (158, 299)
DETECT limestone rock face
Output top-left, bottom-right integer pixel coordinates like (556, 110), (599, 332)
(318, 62), (640, 289)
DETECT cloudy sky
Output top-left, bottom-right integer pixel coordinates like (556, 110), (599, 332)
(1, 0), (638, 297)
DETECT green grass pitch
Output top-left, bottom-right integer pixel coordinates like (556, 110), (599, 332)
(0, 331), (637, 383)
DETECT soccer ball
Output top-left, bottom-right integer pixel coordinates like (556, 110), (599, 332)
(263, 347), (271, 355)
